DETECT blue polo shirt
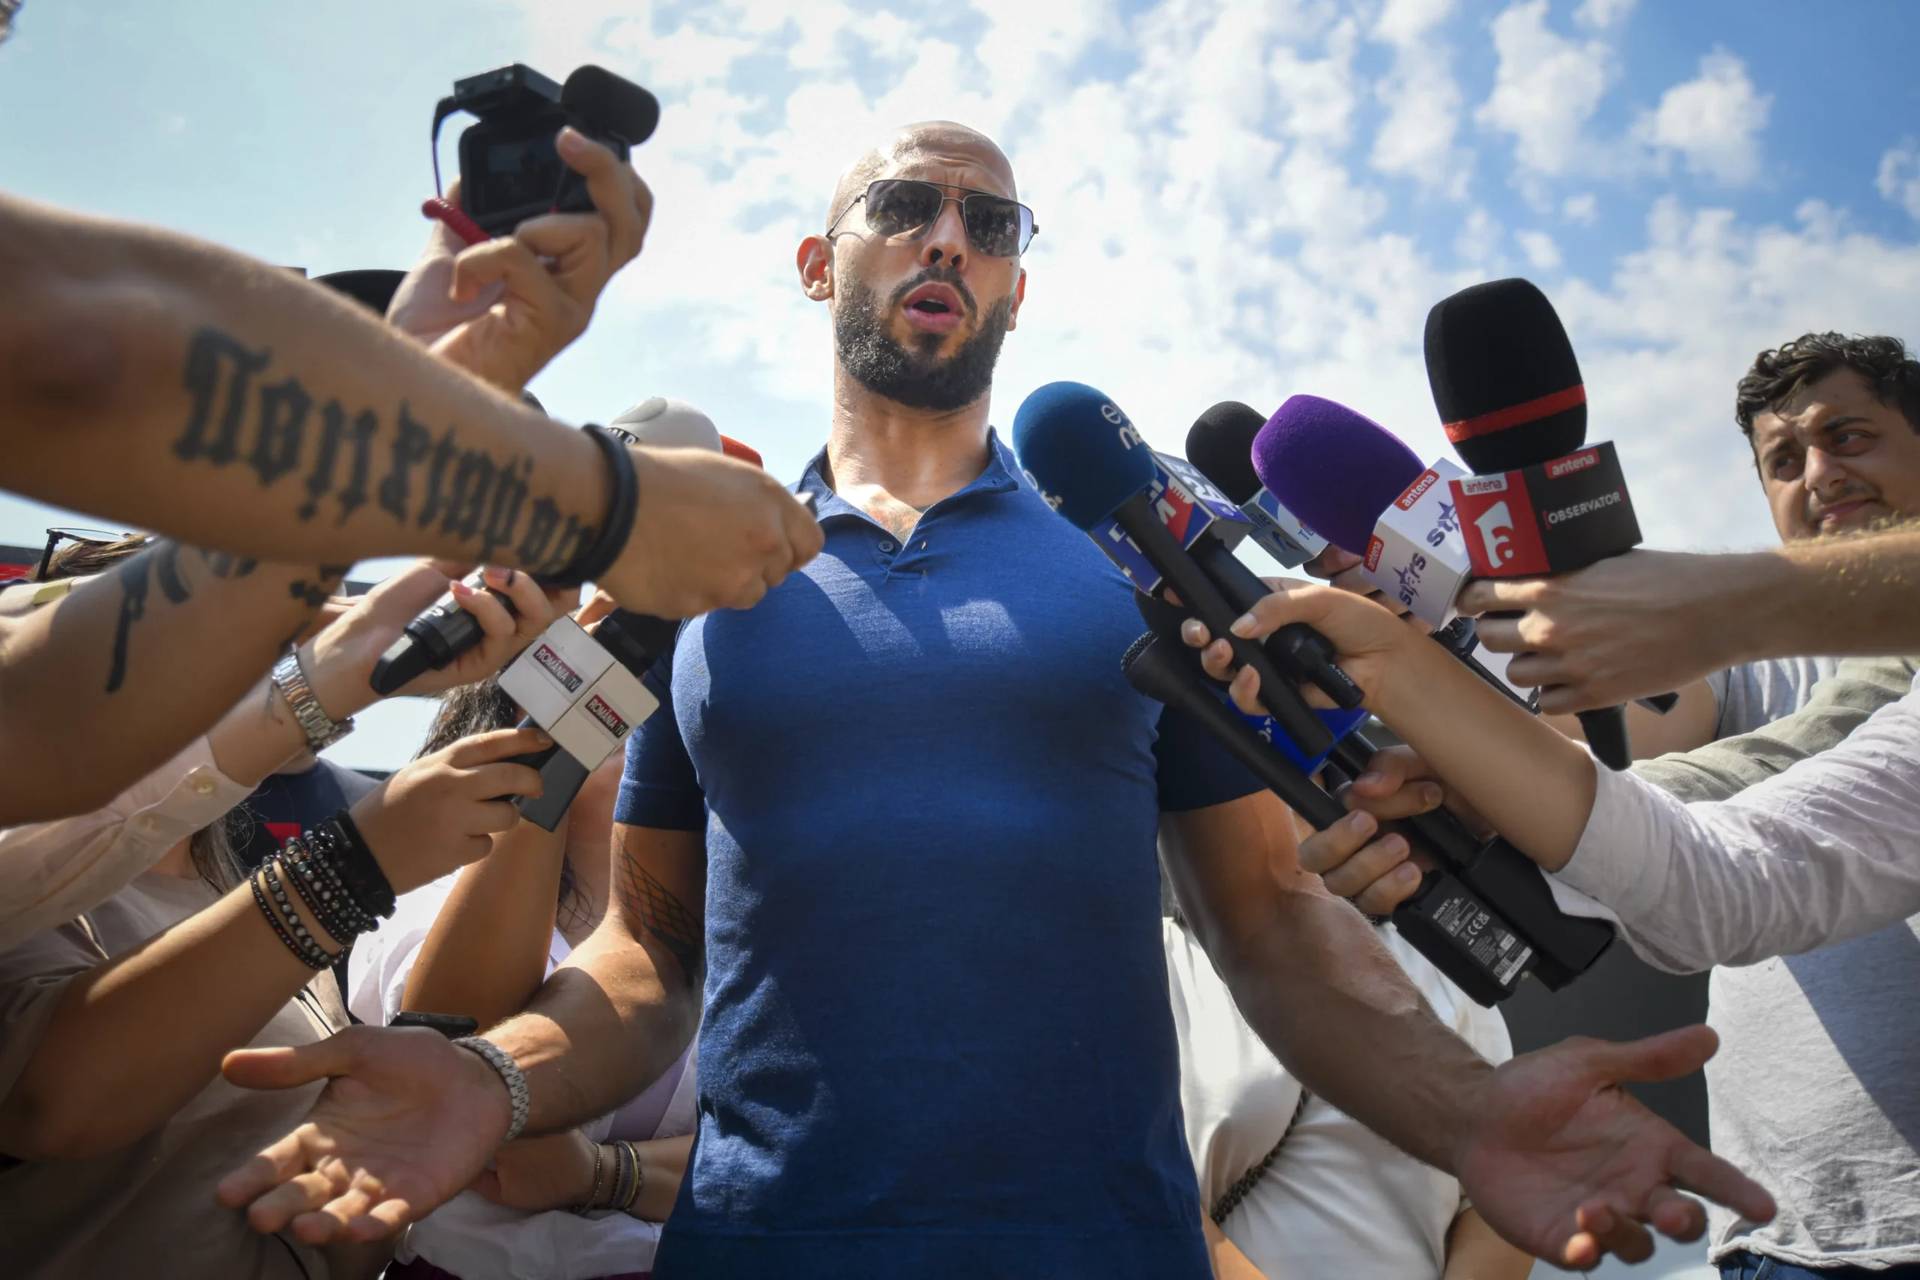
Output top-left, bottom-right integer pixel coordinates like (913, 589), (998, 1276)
(616, 431), (1262, 1278)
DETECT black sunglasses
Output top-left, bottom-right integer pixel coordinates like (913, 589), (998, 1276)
(827, 179), (1037, 258)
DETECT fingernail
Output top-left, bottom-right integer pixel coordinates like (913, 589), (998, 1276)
(1229, 613), (1257, 637)
(1357, 771), (1385, 788)
(1396, 864), (1421, 885)
(1180, 620), (1204, 645)
(557, 126), (585, 154)
(1348, 811), (1376, 836)
(449, 579), (474, 598)
(1421, 783), (1444, 806)
(1382, 834), (1409, 856)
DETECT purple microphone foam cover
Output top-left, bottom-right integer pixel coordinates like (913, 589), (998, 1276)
(1251, 395), (1427, 556)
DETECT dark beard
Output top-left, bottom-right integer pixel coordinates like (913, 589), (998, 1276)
(833, 272), (1012, 412)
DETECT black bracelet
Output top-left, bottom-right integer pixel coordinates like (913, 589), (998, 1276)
(535, 424), (640, 589)
(254, 863), (334, 971)
(281, 835), (369, 944)
(317, 810), (396, 920)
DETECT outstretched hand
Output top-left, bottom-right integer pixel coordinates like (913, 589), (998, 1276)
(216, 1026), (513, 1245)
(1460, 1026), (1774, 1270)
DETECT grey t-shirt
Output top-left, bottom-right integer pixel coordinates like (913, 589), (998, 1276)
(1633, 654), (1920, 1270)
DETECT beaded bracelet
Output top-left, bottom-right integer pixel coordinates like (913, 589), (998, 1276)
(280, 836), (368, 944)
(610, 1139), (635, 1213)
(264, 858), (338, 970)
(251, 864), (333, 971)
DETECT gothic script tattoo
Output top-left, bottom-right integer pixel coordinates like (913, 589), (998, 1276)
(105, 541), (269, 693)
(616, 846), (703, 990)
(172, 327), (596, 571)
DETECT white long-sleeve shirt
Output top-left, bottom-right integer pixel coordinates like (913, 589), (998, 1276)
(1552, 671), (1920, 973)
(0, 735), (253, 952)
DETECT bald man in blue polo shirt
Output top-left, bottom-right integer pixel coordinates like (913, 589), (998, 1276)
(221, 122), (1774, 1275)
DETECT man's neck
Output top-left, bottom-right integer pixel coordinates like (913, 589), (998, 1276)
(824, 368), (994, 537)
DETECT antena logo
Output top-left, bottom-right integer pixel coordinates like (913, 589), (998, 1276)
(1364, 534), (1385, 573)
(1547, 448), (1599, 480)
(1474, 501), (1517, 568)
(1394, 469), (1440, 512)
(1460, 475), (1509, 496)
(533, 643), (583, 693)
(585, 694), (630, 739)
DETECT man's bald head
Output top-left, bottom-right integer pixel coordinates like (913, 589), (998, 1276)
(825, 121), (1017, 227)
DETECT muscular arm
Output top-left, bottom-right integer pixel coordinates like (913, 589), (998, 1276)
(0, 545), (337, 824)
(478, 821), (706, 1135)
(1160, 790), (1496, 1175)
(0, 190), (605, 575)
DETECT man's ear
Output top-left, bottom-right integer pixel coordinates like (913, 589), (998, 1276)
(1006, 267), (1028, 332)
(798, 235), (834, 302)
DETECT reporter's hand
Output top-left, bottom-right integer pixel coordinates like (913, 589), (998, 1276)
(469, 1129), (598, 1213)
(597, 446), (824, 616)
(351, 726), (550, 896)
(389, 129), (653, 392)
(1458, 550), (1741, 713)
(217, 1026), (511, 1244)
(303, 560), (575, 714)
(1181, 578), (1419, 716)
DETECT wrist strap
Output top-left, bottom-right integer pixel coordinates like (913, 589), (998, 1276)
(317, 810), (395, 919)
(453, 1036), (531, 1142)
(536, 424), (639, 588)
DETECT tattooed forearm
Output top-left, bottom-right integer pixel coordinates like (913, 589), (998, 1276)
(103, 541), (334, 693)
(174, 327), (594, 573)
(616, 854), (703, 990)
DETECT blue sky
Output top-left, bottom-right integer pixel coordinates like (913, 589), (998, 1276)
(9, 4), (1902, 1269)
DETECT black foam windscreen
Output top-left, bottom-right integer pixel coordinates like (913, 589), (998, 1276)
(1185, 402), (1269, 504)
(562, 65), (660, 147)
(1424, 278), (1586, 473)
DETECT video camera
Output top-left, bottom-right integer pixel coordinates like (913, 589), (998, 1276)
(432, 64), (659, 239)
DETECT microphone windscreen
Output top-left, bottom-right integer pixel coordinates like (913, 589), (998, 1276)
(720, 436), (762, 467)
(1185, 402), (1269, 503)
(1012, 381), (1157, 530)
(1251, 396), (1424, 556)
(609, 397), (722, 452)
(1424, 277), (1586, 473)
(561, 65), (660, 147)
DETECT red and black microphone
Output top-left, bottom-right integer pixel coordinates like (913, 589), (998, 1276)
(1424, 278), (1668, 769)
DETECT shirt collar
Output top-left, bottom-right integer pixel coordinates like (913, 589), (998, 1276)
(794, 427), (1022, 523)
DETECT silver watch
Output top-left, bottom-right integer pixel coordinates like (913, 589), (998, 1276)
(271, 649), (354, 751)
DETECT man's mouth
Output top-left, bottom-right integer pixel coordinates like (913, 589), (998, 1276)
(900, 282), (966, 334)
(1813, 498), (1880, 531)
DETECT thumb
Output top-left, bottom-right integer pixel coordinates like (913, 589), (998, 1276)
(449, 237), (549, 309)
(1573, 1025), (1719, 1087)
(222, 1030), (365, 1091)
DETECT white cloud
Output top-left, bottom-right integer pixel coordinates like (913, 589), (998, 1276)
(1517, 229), (1563, 270)
(1573, 0), (1637, 29)
(1876, 139), (1920, 220)
(1634, 50), (1771, 186)
(488, 0), (1920, 561)
(1475, 0), (1616, 179)
(1369, 0), (1472, 196)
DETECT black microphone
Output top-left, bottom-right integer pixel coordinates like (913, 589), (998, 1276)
(1123, 631), (1542, 1006)
(1185, 401), (1328, 567)
(1130, 594), (1614, 994)
(1012, 381), (1360, 761)
(1425, 278), (1674, 767)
